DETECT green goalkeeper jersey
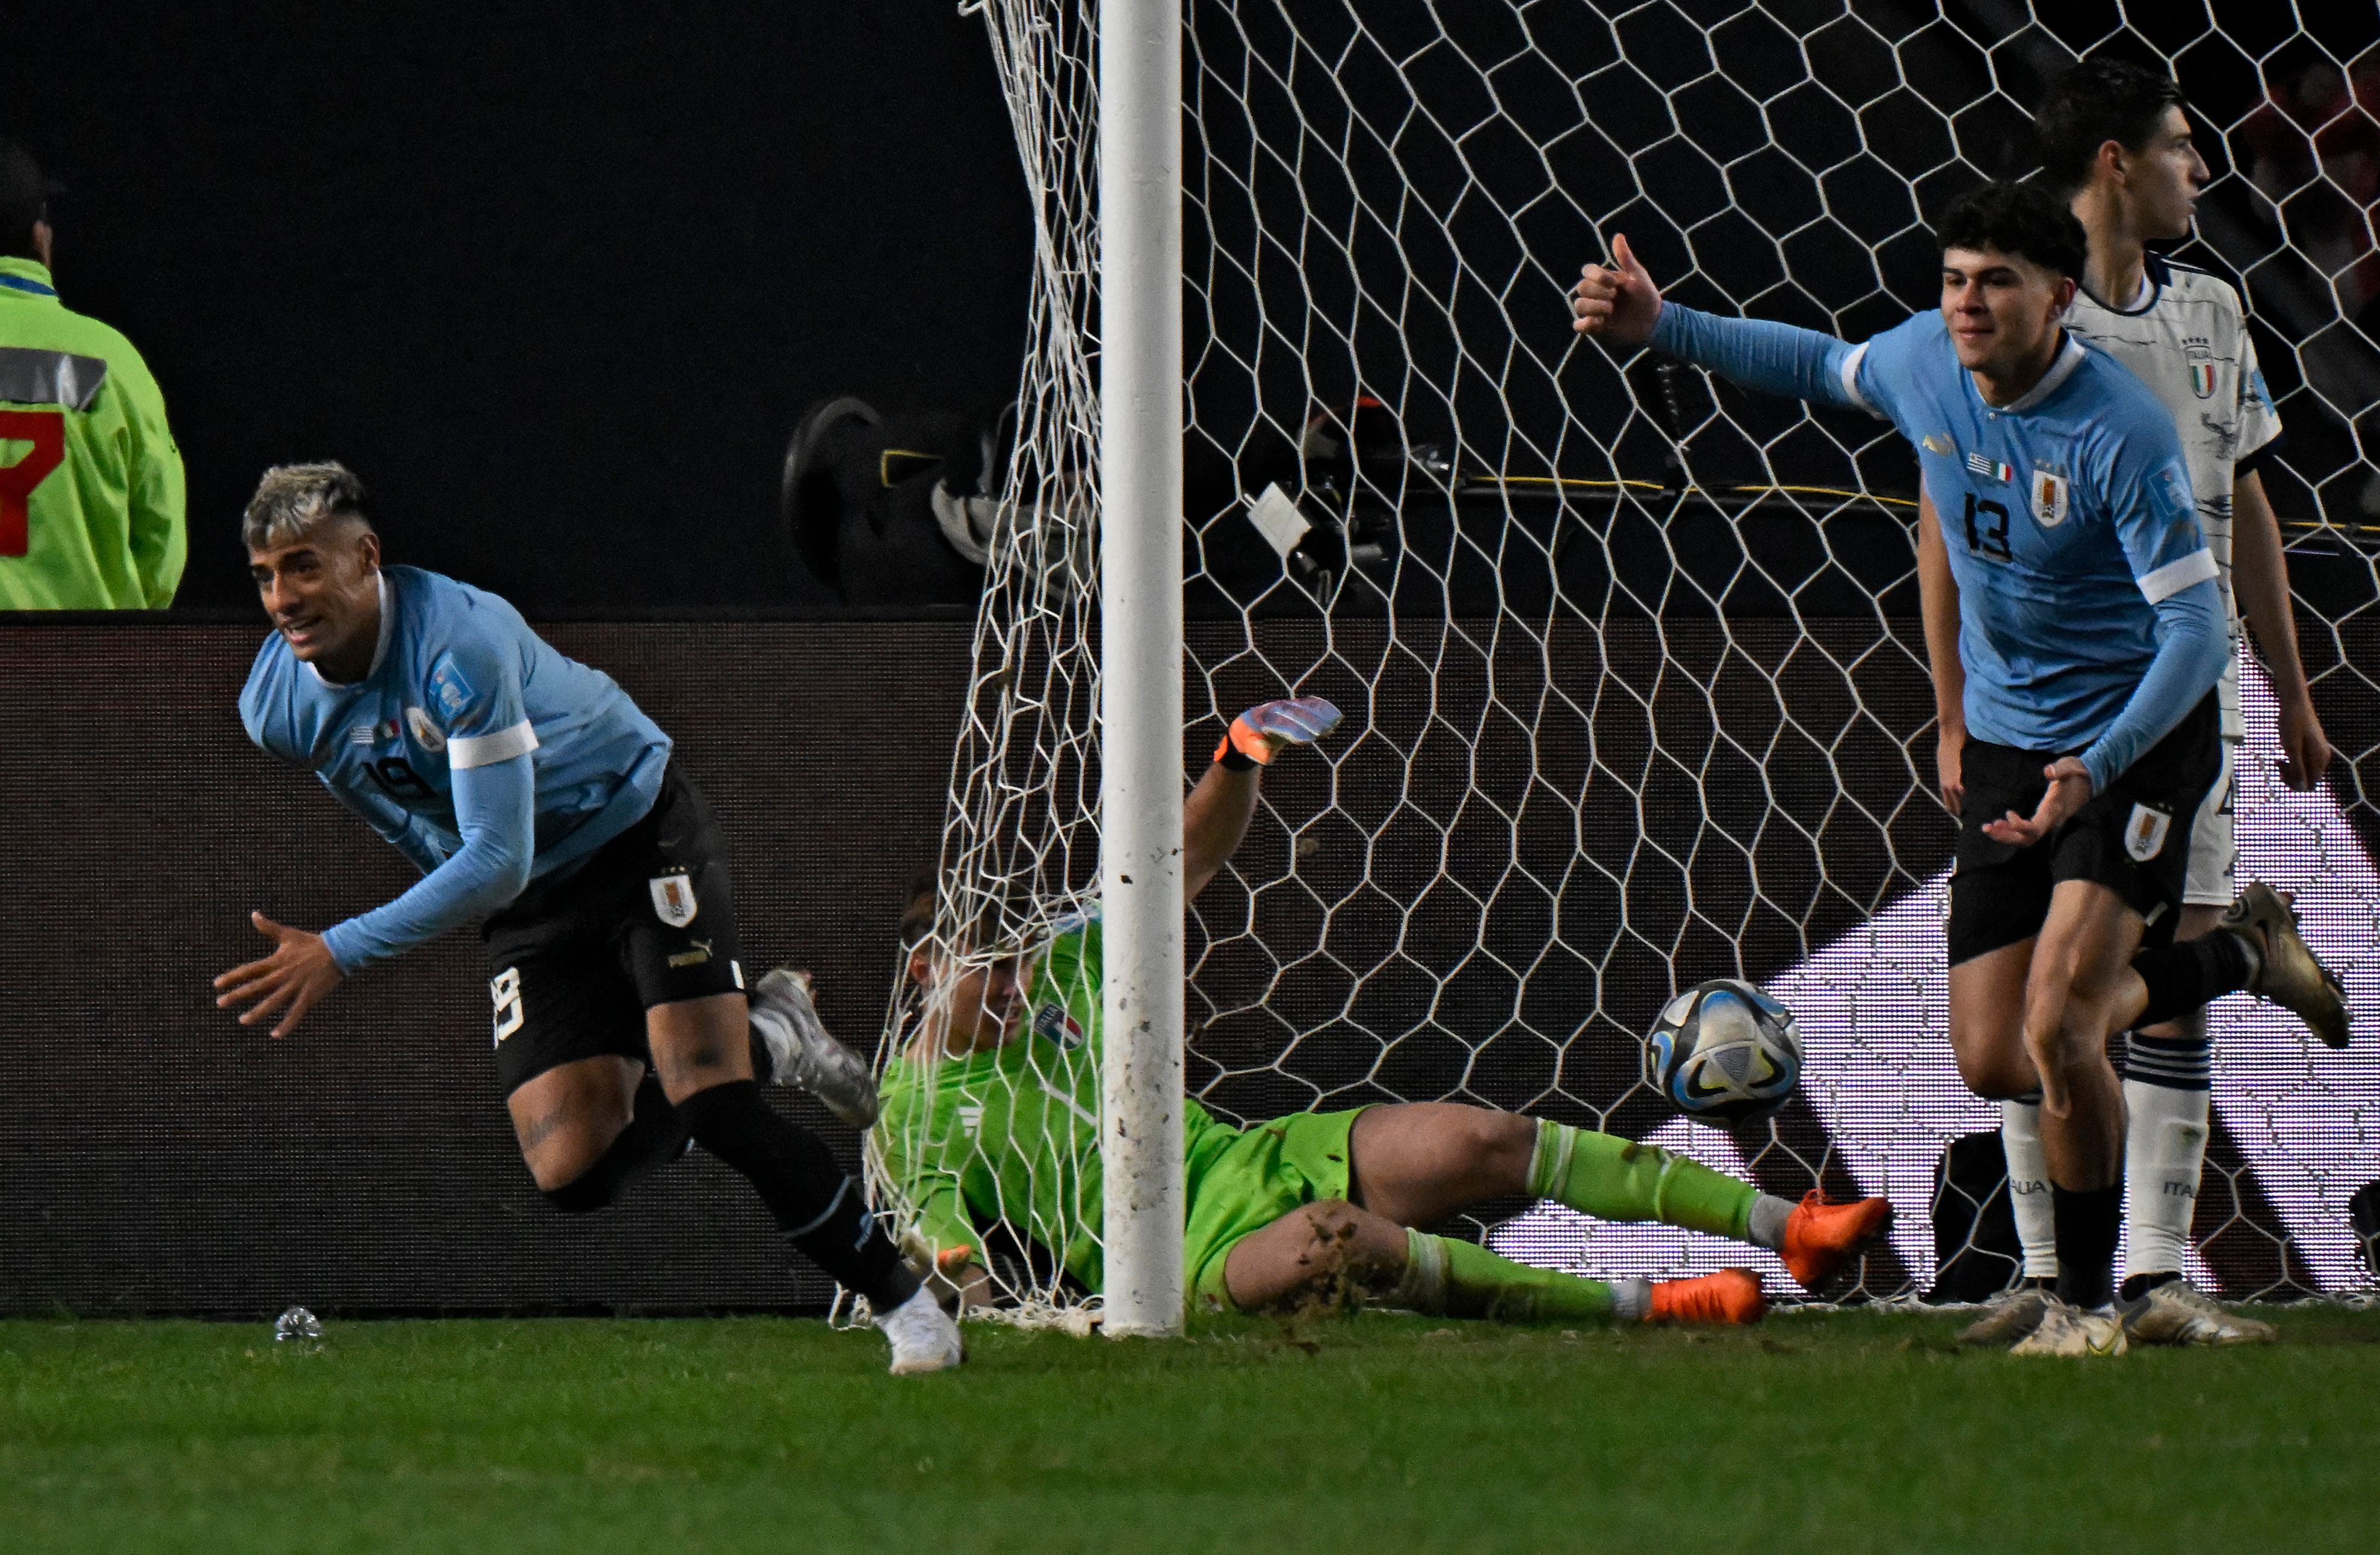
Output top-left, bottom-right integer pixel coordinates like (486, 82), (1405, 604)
(0, 256), (185, 609)
(874, 908), (1222, 1293)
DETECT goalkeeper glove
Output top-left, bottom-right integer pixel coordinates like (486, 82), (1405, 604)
(1214, 695), (1342, 767)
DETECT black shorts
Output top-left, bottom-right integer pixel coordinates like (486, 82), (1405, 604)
(481, 763), (746, 1096)
(1946, 692), (2222, 968)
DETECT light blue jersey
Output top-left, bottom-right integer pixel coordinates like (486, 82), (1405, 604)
(1648, 305), (2227, 793)
(241, 565), (670, 970)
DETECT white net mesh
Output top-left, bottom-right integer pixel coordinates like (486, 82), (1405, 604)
(873, 0), (2380, 1317)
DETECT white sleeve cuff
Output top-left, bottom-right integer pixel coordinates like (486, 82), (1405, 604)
(1838, 341), (1881, 418)
(2138, 548), (2219, 605)
(448, 719), (539, 768)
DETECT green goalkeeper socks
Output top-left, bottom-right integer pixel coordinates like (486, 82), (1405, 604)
(1394, 1228), (1628, 1323)
(1527, 1119), (1758, 1240)
(1379, 1123), (1770, 1324)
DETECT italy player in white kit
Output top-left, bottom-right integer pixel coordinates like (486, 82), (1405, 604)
(1569, 181), (2347, 1353)
(1920, 60), (2342, 1348)
(215, 462), (962, 1372)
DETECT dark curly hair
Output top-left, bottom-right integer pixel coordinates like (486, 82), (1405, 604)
(2036, 57), (2186, 197)
(1934, 180), (2088, 283)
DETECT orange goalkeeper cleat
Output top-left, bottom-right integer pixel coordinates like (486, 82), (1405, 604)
(1779, 1191), (1894, 1291)
(1648, 1269), (1767, 1325)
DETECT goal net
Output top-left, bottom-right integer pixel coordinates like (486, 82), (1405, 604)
(873, 0), (2380, 1320)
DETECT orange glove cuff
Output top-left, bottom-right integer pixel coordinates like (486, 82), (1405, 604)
(1215, 717), (1272, 767)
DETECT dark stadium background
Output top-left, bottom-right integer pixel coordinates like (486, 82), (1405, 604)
(1, 1), (1036, 613)
(3, 2), (2373, 1314)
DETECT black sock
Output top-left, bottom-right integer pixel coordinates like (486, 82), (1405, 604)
(2130, 933), (2253, 1030)
(676, 1080), (920, 1308)
(2051, 1183), (2123, 1310)
(2119, 1270), (2184, 1303)
(541, 1074), (690, 1215)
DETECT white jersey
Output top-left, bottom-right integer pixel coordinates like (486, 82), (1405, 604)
(2063, 255), (2282, 741)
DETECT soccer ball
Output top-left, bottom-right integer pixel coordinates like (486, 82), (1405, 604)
(1646, 979), (1803, 1124)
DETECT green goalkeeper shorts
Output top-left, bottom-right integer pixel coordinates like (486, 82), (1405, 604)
(1184, 1107), (1364, 1312)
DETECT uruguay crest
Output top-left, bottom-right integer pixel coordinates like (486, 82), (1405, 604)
(2186, 342), (2217, 400)
(2030, 468), (2069, 528)
(2124, 803), (2172, 862)
(649, 872), (699, 928)
(405, 706), (447, 753)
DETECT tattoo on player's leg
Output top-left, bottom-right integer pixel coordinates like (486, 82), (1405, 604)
(660, 1040), (728, 1085)
(517, 1109), (566, 1155)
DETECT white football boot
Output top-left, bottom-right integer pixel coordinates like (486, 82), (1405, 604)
(750, 968), (881, 1129)
(877, 1285), (965, 1376)
(1956, 1283), (2054, 1348)
(2008, 1297), (2127, 1357)
(2120, 1279), (2278, 1346)
(2222, 882), (2349, 1050)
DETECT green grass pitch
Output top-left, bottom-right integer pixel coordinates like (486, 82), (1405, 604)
(5, 1306), (2377, 1554)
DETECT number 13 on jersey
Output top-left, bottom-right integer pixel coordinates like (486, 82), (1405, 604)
(1961, 490), (2011, 563)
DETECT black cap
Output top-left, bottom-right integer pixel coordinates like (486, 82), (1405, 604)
(0, 140), (64, 240)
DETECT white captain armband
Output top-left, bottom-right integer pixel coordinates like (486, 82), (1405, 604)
(2137, 549), (2218, 605)
(448, 719), (540, 768)
(1837, 341), (1881, 418)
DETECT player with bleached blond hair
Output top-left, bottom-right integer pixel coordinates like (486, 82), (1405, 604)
(218, 462), (960, 1374)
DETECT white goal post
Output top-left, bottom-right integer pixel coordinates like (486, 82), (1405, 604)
(1099, 0), (1190, 1336)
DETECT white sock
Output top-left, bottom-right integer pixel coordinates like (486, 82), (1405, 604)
(2001, 1096), (2057, 1281)
(2122, 1040), (2212, 1283)
(1391, 1228), (1449, 1314)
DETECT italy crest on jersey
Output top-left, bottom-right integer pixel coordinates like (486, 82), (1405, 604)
(2186, 342), (2218, 400)
(2029, 468), (2069, 528)
(1032, 1001), (1084, 1048)
(649, 871), (699, 927)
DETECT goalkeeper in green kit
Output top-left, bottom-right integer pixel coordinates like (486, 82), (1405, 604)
(871, 697), (1891, 1326)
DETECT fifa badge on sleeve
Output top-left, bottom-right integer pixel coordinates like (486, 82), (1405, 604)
(649, 871), (699, 928)
(428, 651), (477, 719)
(2030, 468), (2069, 528)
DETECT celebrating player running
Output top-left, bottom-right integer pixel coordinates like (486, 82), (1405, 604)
(1572, 181), (2347, 1354)
(215, 463), (961, 1374)
(1923, 59), (2341, 1351)
(873, 697), (1891, 1327)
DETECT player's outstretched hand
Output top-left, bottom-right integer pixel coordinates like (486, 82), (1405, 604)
(1571, 233), (1663, 347)
(2276, 694), (2334, 793)
(1980, 757), (2093, 849)
(214, 911), (345, 1039)
(1216, 695), (1342, 766)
